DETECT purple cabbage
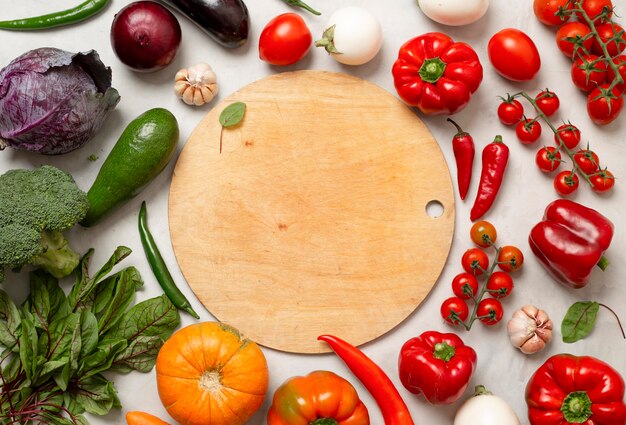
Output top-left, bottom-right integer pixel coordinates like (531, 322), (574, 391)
(0, 47), (120, 155)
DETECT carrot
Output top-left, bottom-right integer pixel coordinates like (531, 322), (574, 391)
(126, 411), (172, 425)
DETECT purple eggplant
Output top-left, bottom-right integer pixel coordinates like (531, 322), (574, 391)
(160, 0), (249, 48)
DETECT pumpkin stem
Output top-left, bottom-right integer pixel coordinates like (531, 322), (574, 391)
(199, 370), (222, 393)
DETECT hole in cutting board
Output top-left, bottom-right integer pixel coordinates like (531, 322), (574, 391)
(426, 200), (444, 218)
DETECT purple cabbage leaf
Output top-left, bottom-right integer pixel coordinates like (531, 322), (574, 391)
(0, 47), (120, 155)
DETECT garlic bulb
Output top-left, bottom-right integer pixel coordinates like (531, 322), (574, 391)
(174, 63), (218, 106)
(507, 305), (553, 354)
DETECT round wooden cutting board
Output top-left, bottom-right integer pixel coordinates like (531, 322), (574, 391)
(169, 71), (455, 353)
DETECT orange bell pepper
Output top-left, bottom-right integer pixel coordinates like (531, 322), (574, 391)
(267, 370), (370, 425)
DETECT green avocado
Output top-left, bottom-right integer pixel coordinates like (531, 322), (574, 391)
(81, 108), (179, 227)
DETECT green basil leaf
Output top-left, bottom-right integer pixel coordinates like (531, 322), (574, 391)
(79, 338), (127, 379)
(111, 335), (164, 373)
(562, 301), (600, 343)
(105, 294), (180, 343)
(219, 102), (247, 128)
(0, 289), (21, 349)
(73, 374), (120, 415)
(18, 317), (38, 381)
(79, 309), (99, 358)
(93, 266), (143, 335)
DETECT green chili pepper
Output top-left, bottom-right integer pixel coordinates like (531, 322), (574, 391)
(138, 201), (200, 319)
(0, 0), (110, 31)
(280, 0), (321, 15)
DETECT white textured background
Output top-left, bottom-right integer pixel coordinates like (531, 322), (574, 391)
(1, 0), (625, 424)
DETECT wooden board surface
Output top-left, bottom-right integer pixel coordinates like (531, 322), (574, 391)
(169, 71), (455, 353)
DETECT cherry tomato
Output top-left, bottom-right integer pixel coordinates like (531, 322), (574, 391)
(587, 84), (625, 125)
(607, 55), (626, 92)
(534, 0), (572, 26)
(451, 273), (480, 300)
(573, 149), (600, 174)
(556, 22), (594, 59)
(497, 98), (524, 125)
(486, 271), (514, 299)
(554, 124), (581, 150)
(497, 245), (524, 273)
(441, 296), (469, 325)
(470, 221), (497, 247)
(571, 54), (608, 92)
(476, 298), (504, 326)
(576, 0), (613, 25)
(593, 23), (626, 57)
(535, 90), (560, 116)
(461, 248), (489, 276)
(516, 118), (542, 144)
(536, 146), (562, 172)
(258, 13), (312, 66)
(554, 170), (580, 196)
(590, 169), (615, 192)
(488, 28), (541, 81)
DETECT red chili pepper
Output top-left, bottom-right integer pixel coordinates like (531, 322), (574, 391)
(447, 118), (474, 201)
(470, 135), (509, 221)
(398, 331), (477, 405)
(318, 334), (414, 425)
(526, 354), (626, 425)
(391, 32), (483, 115)
(529, 199), (613, 289)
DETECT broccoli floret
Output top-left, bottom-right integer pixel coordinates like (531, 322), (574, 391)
(0, 165), (88, 282)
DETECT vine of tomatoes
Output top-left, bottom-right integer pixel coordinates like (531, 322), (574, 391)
(498, 89), (615, 196)
(533, 0), (625, 125)
(440, 221), (523, 330)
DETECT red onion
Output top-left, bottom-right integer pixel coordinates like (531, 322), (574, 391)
(111, 1), (182, 72)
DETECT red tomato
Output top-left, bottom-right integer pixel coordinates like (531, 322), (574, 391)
(470, 221), (497, 247)
(554, 123), (581, 150)
(590, 169), (615, 192)
(486, 271), (514, 298)
(488, 28), (541, 81)
(258, 13), (312, 66)
(476, 298), (503, 325)
(554, 170), (580, 196)
(587, 84), (624, 125)
(535, 146), (562, 172)
(441, 297), (469, 325)
(497, 98), (524, 125)
(573, 149), (600, 174)
(516, 118), (542, 144)
(576, 0), (613, 24)
(593, 23), (626, 57)
(534, 0), (572, 26)
(607, 55), (626, 92)
(451, 273), (479, 300)
(497, 246), (524, 273)
(535, 90), (560, 116)
(461, 248), (489, 276)
(556, 22), (594, 59)
(571, 54), (608, 92)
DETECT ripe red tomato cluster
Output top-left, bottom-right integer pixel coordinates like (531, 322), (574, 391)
(534, 0), (625, 125)
(440, 222), (524, 329)
(498, 91), (615, 196)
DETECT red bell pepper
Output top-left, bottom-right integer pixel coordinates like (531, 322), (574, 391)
(318, 335), (414, 425)
(526, 354), (626, 425)
(529, 199), (614, 288)
(398, 331), (477, 405)
(392, 32), (483, 115)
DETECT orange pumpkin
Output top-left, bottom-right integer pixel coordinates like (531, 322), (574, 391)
(155, 322), (269, 425)
(126, 411), (172, 425)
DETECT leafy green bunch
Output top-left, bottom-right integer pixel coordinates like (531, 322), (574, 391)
(0, 246), (180, 424)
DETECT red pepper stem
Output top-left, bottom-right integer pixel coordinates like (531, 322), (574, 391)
(596, 255), (609, 271)
(318, 334), (415, 425)
(561, 391), (593, 423)
(433, 342), (455, 362)
(418, 57), (447, 84)
(447, 118), (468, 136)
(310, 419), (339, 425)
